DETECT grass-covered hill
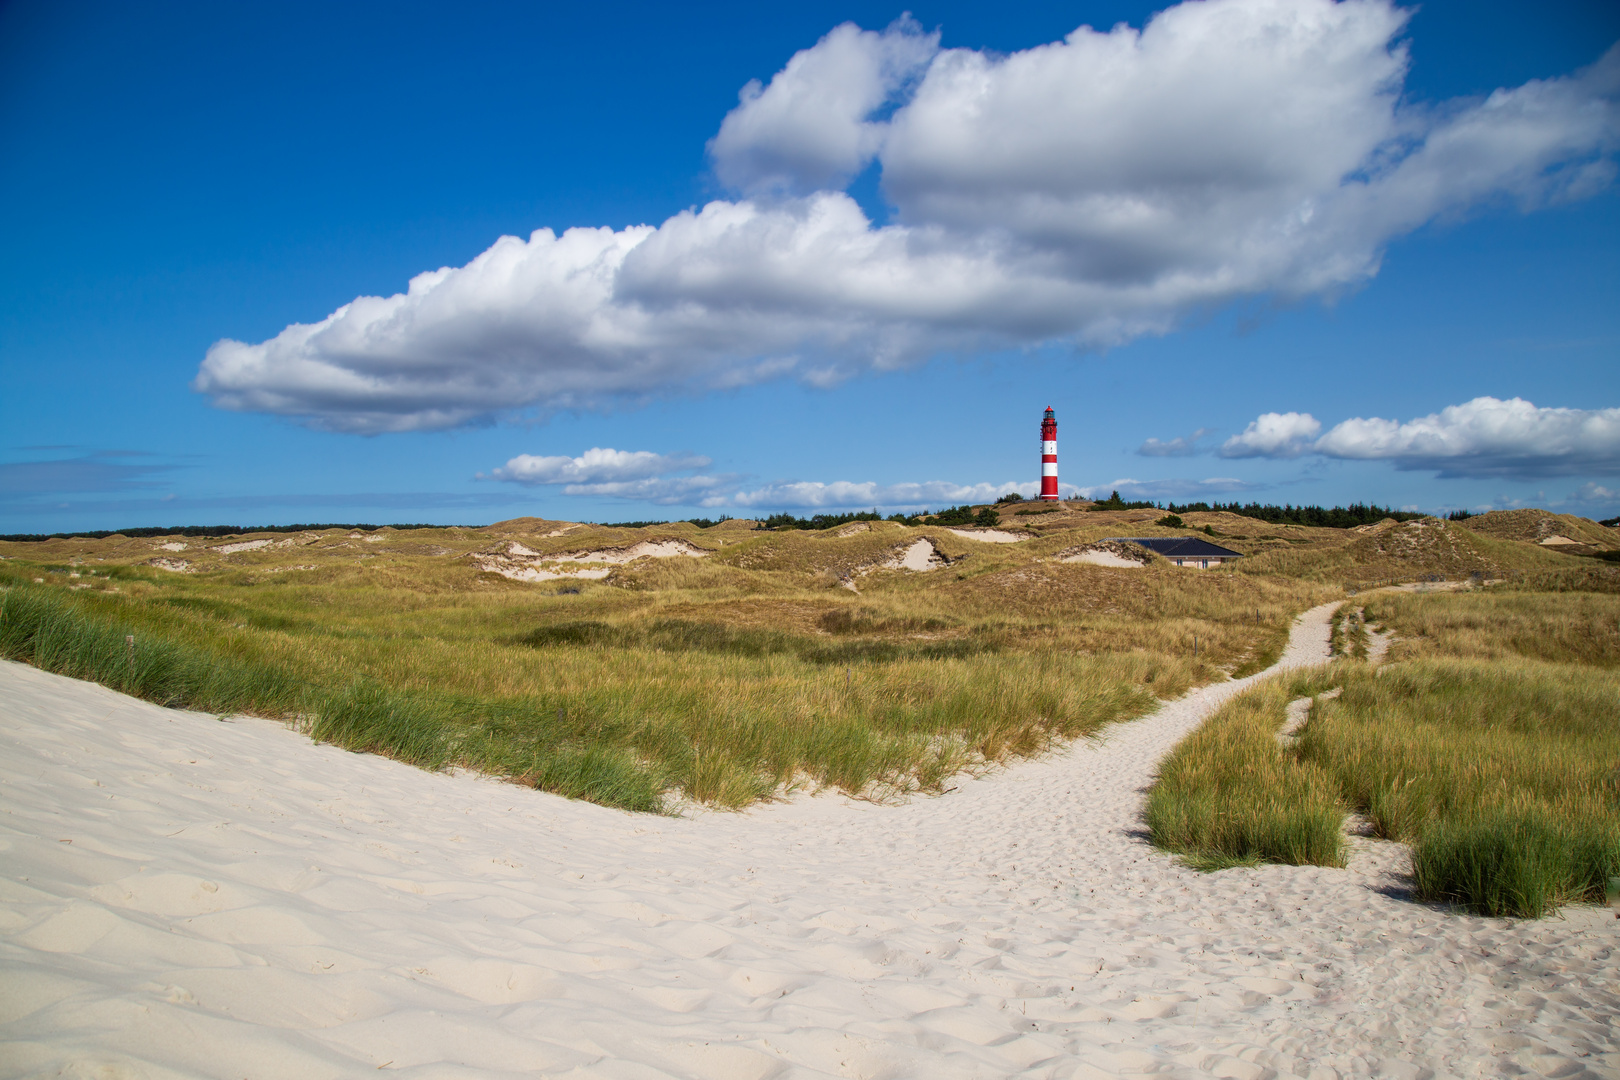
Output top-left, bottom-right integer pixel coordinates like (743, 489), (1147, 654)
(2, 510), (1616, 814)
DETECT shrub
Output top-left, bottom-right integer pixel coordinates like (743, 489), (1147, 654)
(1156, 514), (1185, 528)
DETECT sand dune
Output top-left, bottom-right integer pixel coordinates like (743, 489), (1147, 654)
(1, 604), (1615, 1078)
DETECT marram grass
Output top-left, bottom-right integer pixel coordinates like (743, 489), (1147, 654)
(1300, 658), (1620, 917)
(0, 580), (1176, 812)
(1149, 590), (1620, 917)
(1145, 676), (1347, 869)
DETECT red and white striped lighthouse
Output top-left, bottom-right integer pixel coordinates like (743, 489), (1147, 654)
(1039, 406), (1059, 501)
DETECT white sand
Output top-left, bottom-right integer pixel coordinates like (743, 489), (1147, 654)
(567, 540), (709, 564)
(1061, 551), (1142, 569)
(2, 604), (1616, 1079)
(476, 540), (709, 582)
(887, 539), (946, 571)
(210, 539), (273, 554)
(1057, 542), (1150, 569)
(944, 529), (1031, 544)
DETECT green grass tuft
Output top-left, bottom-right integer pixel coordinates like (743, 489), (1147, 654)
(1146, 677), (1347, 870)
(1412, 807), (1620, 919)
(1150, 589), (1620, 917)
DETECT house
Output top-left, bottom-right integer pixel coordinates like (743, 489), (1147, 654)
(1107, 536), (1244, 569)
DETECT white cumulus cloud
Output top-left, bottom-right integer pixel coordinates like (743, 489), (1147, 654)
(1219, 397), (1620, 478)
(1313, 397), (1620, 477)
(195, 0), (1620, 433)
(709, 16), (939, 194)
(487, 447), (710, 485)
(483, 450), (1045, 510)
(1219, 412), (1324, 458)
(485, 448), (723, 505)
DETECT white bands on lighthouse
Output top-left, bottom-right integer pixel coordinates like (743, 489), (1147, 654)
(1039, 406), (1059, 501)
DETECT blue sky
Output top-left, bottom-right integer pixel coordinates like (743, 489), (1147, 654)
(2, 0), (1617, 533)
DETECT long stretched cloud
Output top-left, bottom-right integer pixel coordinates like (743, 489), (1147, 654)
(1221, 397), (1620, 478)
(483, 448), (1036, 508)
(483, 448), (1260, 509)
(486, 448), (710, 485)
(195, 0), (1620, 433)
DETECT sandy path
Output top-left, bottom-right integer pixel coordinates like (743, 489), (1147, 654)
(2, 604), (1616, 1079)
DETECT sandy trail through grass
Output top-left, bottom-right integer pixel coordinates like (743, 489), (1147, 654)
(2, 602), (1615, 1079)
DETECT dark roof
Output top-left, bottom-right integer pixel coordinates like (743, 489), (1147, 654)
(1108, 537), (1244, 559)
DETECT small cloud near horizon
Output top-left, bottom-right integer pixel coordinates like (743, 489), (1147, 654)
(1138, 427), (1216, 457)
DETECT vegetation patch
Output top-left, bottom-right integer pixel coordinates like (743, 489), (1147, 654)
(1150, 587), (1620, 917)
(513, 618), (990, 663)
(1146, 676), (1348, 869)
(1304, 658), (1620, 917)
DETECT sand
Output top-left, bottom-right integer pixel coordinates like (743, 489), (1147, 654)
(1061, 551), (1143, 569)
(886, 539), (947, 571)
(944, 529), (1031, 544)
(1057, 542), (1152, 569)
(2, 605), (1616, 1079)
(475, 540), (709, 583)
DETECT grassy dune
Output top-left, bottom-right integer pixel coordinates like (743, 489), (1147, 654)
(0, 520), (1328, 809)
(1149, 587), (1620, 917)
(6, 510), (1617, 887)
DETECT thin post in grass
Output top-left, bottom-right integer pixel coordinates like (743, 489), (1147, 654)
(125, 634), (134, 666)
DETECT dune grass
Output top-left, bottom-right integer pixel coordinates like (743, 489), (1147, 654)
(1145, 674), (1348, 870)
(1149, 588), (1620, 917)
(1362, 588), (1620, 667)
(1, 558), (1249, 810)
(1301, 658), (1620, 917)
(0, 582), (303, 715)
(0, 523), (1331, 812)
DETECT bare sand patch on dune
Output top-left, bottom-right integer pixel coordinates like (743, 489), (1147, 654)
(1, 604), (1614, 1078)
(944, 528), (1031, 543)
(211, 538), (273, 554)
(475, 538), (710, 582)
(1058, 540), (1153, 568)
(567, 539), (709, 564)
(886, 538), (948, 571)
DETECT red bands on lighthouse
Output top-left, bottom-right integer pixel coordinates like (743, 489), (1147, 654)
(1039, 406), (1059, 501)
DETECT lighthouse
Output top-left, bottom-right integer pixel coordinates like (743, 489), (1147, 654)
(1039, 406), (1059, 501)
